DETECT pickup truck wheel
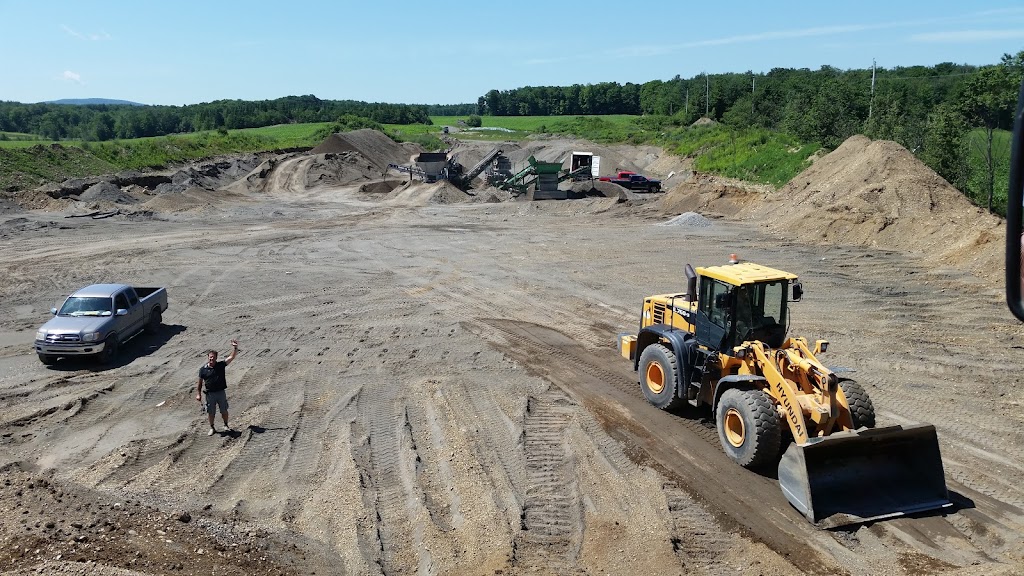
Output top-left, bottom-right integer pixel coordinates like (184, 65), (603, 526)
(38, 353), (57, 365)
(99, 336), (119, 365)
(146, 308), (163, 334)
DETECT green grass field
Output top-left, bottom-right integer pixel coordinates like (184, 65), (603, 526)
(0, 139), (52, 149)
(236, 123), (334, 148)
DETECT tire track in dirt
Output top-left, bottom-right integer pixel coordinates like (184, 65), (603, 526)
(472, 317), (1024, 575)
(660, 481), (737, 575)
(468, 318), (835, 575)
(355, 380), (428, 574)
(511, 388), (586, 575)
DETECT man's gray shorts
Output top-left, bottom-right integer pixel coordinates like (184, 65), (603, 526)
(205, 389), (228, 415)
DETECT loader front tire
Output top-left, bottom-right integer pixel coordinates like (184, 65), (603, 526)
(839, 379), (876, 429)
(716, 388), (781, 469)
(638, 344), (683, 410)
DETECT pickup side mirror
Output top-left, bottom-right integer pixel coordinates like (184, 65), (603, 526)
(115, 309), (128, 316)
(1006, 77), (1024, 322)
(792, 281), (804, 302)
(50, 308), (57, 315)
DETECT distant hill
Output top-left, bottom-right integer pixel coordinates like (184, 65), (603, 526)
(46, 98), (146, 106)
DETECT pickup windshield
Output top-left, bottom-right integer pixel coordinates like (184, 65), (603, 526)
(58, 296), (113, 317)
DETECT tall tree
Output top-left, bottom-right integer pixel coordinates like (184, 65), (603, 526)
(957, 56), (1022, 210)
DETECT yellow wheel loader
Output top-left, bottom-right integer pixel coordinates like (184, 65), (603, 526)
(618, 258), (951, 526)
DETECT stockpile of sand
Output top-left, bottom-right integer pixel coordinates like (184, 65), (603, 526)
(756, 135), (1004, 281)
(384, 181), (472, 206)
(429, 180), (473, 204)
(359, 181), (400, 195)
(141, 187), (242, 213)
(567, 180), (629, 200)
(658, 172), (768, 218)
(311, 129), (417, 171)
(80, 182), (139, 204)
(154, 155), (264, 194)
(305, 152), (389, 187)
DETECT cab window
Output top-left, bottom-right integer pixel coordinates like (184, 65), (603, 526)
(700, 278), (731, 327)
(115, 293), (130, 311)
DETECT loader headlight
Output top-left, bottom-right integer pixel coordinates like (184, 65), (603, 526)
(814, 340), (829, 354)
(83, 331), (101, 342)
(35, 330), (46, 342)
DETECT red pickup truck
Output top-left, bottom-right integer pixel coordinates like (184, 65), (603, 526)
(599, 171), (636, 181)
(600, 171), (662, 193)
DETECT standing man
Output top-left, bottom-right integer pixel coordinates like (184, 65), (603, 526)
(196, 340), (238, 436)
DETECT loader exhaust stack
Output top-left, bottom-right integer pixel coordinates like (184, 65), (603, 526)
(778, 424), (951, 527)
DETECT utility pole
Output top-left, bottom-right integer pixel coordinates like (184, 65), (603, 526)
(869, 58), (876, 119)
(752, 75), (756, 115)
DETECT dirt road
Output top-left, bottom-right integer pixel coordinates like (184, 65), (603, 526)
(1, 141), (1023, 575)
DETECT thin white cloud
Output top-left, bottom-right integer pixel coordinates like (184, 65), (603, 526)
(604, 8), (1024, 59)
(911, 29), (1024, 43)
(604, 22), (890, 59)
(62, 24), (111, 41)
(973, 7), (1024, 17)
(60, 70), (84, 84)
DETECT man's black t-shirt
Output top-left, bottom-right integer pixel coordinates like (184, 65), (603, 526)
(199, 361), (228, 392)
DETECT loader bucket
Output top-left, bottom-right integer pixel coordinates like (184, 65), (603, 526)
(778, 424), (951, 527)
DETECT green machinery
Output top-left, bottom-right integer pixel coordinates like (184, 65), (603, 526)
(490, 156), (591, 197)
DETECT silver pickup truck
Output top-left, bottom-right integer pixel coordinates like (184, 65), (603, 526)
(34, 284), (168, 365)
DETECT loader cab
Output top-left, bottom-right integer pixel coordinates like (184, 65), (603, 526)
(694, 262), (796, 351)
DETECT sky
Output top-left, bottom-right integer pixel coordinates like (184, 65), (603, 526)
(2, 0), (1023, 106)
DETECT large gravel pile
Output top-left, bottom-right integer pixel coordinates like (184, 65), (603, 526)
(311, 129), (416, 171)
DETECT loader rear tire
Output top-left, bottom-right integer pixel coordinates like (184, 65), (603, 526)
(716, 388), (781, 469)
(839, 379), (876, 429)
(638, 344), (684, 410)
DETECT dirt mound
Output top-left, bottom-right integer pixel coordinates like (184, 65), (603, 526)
(141, 187), (243, 214)
(658, 172), (767, 218)
(311, 129), (416, 171)
(567, 180), (629, 201)
(306, 152), (387, 187)
(756, 135), (1004, 281)
(80, 182), (139, 204)
(155, 155), (263, 194)
(691, 117), (718, 127)
(384, 181), (473, 206)
(430, 180), (474, 204)
(359, 180), (401, 194)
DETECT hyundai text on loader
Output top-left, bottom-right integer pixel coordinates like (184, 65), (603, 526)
(618, 258), (951, 526)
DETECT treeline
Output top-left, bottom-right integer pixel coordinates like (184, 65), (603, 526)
(425, 103), (477, 116)
(479, 51), (1024, 212)
(0, 95), (431, 141)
